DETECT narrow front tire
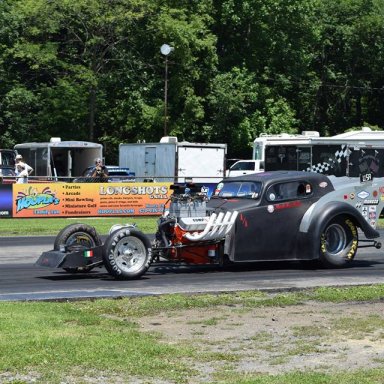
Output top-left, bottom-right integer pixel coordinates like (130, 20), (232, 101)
(103, 228), (152, 279)
(54, 223), (102, 273)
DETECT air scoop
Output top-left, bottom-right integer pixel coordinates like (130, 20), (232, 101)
(181, 211), (238, 242)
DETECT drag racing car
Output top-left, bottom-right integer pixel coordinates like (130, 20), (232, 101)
(36, 171), (383, 279)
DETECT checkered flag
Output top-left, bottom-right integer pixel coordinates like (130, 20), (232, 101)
(306, 145), (350, 173)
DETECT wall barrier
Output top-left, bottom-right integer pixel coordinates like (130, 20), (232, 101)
(0, 182), (217, 218)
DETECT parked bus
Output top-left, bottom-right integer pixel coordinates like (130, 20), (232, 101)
(252, 127), (384, 177)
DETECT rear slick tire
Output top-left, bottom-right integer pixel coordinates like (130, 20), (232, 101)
(103, 227), (152, 280)
(319, 217), (358, 268)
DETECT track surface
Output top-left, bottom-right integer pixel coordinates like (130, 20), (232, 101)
(0, 235), (383, 301)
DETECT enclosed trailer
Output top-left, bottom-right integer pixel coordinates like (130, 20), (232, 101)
(14, 139), (103, 180)
(254, 127), (384, 177)
(119, 137), (227, 182)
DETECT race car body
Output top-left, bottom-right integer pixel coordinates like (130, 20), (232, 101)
(208, 171), (379, 266)
(36, 171), (383, 279)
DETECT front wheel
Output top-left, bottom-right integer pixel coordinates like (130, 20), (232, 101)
(319, 217), (358, 267)
(54, 223), (102, 273)
(103, 228), (152, 279)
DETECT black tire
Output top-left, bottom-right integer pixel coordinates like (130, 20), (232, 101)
(319, 216), (358, 267)
(54, 223), (102, 273)
(218, 241), (233, 269)
(103, 227), (153, 279)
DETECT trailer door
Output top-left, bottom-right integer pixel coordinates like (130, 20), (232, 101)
(177, 146), (225, 183)
(144, 146), (156, 180)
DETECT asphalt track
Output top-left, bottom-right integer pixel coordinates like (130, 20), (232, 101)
(0, 234), (384, 301)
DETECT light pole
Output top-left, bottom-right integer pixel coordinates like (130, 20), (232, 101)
(160, 44), (173, 136)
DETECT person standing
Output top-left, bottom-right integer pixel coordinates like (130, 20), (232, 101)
(91, 158), (109, 182)
(15, 154), (33, 184)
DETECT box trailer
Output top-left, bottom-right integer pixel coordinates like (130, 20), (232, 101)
(14, 138), (103, 180)
(119, 137), (227, 183)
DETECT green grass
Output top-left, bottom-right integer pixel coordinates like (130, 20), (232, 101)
(0, 216), (158, 236)
(310, 284), (384, 302)
(332, 314), (384, 338)
(0, 301), (196, 383)
(1, 287), (384, 383)
(213, 369), (384, 384)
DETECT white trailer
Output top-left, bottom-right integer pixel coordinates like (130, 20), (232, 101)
(14, 138), (103, 180)
(252, 127), (384, 177)
(119, 137), (227, 183)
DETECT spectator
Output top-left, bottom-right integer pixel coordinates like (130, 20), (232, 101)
(15, 154), (33, 184)
(91, 158), (109, 182)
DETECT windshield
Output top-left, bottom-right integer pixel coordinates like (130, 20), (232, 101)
(214, 181), (261, 199)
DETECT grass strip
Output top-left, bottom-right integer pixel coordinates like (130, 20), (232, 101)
(213, 369), (384, 384)
(1, 286), (384, 383)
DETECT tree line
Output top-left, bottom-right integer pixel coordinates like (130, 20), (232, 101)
(0, 0), (383, 162)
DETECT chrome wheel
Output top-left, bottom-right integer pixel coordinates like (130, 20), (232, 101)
(111, 236), (147, 273)
(103, 228), (152, 279)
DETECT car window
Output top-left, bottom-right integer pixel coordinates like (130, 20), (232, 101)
(266, 181), (312, 202)
(214, 181), (261, 199)
(231, 162), (255, 171)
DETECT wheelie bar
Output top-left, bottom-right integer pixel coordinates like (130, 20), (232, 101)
(358, 239), (382, 249)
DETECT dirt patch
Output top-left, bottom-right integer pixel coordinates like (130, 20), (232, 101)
(137, 301), (384, 378)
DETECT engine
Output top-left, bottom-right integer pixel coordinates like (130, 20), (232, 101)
(153, 184), (238, 264)
(153, 184), (217, 263)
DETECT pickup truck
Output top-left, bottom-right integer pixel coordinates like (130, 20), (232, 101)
(226, 160), (262, 177)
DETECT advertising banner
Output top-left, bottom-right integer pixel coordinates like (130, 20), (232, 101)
(0, 185), (13, 217)
(13, 182), (172, 218)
